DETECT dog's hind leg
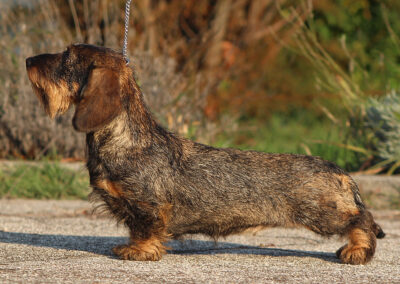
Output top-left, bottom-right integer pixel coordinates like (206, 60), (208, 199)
(336, 210), (385, 265)
(296, 206), (384, 264)
(289, 174), (385, 264)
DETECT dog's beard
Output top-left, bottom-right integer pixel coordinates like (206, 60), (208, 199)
(27, 69), (72, 118)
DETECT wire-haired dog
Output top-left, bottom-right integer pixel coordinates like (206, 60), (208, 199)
(26, 44), (385, 264)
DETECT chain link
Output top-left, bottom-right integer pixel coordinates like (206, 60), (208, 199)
(123, 0), (132, 65)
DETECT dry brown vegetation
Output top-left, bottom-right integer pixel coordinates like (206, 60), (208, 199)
(0, 1), (79, 159)
(1, 0), (304, 159)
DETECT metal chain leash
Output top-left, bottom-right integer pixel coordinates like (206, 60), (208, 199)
(123, 0), (132, 65)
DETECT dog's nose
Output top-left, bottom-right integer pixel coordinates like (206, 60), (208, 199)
(26, 57), (33, 68)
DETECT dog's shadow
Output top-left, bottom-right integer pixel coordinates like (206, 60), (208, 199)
(0, 231), (339, 263)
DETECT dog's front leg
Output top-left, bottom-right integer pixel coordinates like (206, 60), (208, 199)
(112, 202), (172, 261)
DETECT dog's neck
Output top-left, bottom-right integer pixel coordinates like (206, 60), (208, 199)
(125, 80), (159, 144)
(89, 78), (176, 154)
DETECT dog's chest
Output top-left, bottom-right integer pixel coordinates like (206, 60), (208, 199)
(86, 130), (135, 181)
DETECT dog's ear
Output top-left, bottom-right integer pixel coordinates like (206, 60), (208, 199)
(73, 67), (121, 132)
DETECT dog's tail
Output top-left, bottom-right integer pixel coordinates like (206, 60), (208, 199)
(374, 222), (386, 239)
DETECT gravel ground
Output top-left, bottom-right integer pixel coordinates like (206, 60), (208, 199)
(0, 200), (399, 283)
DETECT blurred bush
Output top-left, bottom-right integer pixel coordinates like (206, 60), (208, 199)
(365, 93), (400, 173)
(0, 0), (219, 158)
(1, 0), (400, 172)
(289, 0), (400, 172)
(0, 1), (80, 159)
(0, 0), (299, 159)
(311, 0), (400, 92)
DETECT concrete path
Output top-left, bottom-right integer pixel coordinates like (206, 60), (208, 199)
(0, 200), (399, 283)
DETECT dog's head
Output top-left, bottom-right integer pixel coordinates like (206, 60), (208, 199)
(26, 44), (127, 132)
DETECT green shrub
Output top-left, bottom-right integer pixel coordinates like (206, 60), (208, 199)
(365, 92), (400, 173)
(0, 163), (89, 199)
(214, 111), (362, 171)
(286, 1), (400, 173)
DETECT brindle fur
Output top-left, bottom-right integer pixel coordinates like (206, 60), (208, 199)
(26, 44), (385, 264)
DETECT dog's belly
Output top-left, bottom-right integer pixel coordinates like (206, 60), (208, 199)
(167, 191), (292, 238)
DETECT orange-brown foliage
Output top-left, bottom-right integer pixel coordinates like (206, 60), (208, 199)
(57, 0), (311, 119)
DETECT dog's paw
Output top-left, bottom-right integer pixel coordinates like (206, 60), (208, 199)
(336, 244), (372, 265)
(113, 244), (163, 261)
(335, 244), (347, 259)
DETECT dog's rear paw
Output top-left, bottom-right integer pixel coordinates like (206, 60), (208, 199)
(335, 244), (347, 259)
(336, 244), (373, 265)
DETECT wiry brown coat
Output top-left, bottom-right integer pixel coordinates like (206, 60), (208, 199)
(26, 44), (385, 264)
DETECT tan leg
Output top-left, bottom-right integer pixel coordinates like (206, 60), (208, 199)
(336, 228), (376, 265)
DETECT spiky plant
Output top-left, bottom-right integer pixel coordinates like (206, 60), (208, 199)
(365, 92), (400, 173)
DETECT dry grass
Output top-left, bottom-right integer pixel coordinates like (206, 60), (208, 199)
(0, 163), (89, 199)
(0, 0), (223, 158)
(0, 1), (81, 159)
